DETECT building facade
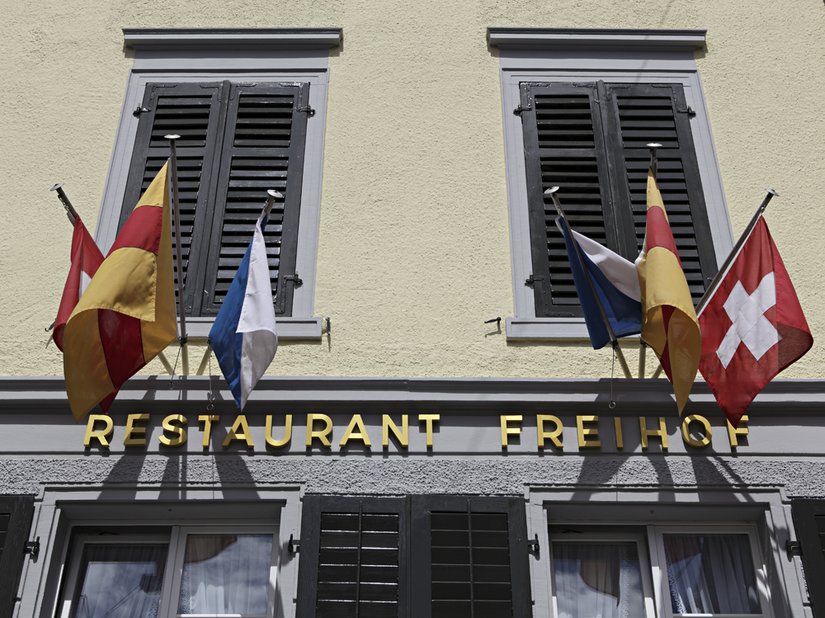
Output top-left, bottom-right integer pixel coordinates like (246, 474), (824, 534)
(1, 1), (825, 617)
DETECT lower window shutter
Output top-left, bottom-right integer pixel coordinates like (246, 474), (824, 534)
(297, 496), (408, 618)
(411, 496), (532, 618)
(0, 495), (35, 617)
(200, 82), (310, 317)
(602, 82), (717, 303)
(119, 81), (227, 316)
(792, 500), (825, 617)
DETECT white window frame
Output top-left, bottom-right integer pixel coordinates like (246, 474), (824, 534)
(488, 28), (734, 341)
(96, 29), (341, 340)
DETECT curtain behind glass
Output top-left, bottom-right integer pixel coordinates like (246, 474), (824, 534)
(71, 543), (167, 618)
(664, 534), (761, 615)
(178, 534), (272, 615)
(552, 542), (645, 618)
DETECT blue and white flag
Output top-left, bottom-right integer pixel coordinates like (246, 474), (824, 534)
(556, 215), (642, 349)
(209, 202), (278, 410)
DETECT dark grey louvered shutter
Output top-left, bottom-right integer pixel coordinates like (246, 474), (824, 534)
(602, 82), (717, 303)
(297, 496), (408, 618)
(200, 83), (310, 317)
(519, 83), (625, 317)
(410, 496), (532, 618)
(0, 496), (34, 617)
(792, 500), (825, 616)
(120, 82), (227, 315)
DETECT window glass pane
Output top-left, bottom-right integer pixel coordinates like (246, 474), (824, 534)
(552, 541), (645, 618)
(178, 534), (272, 615)
(664, 534), (761, 615)
(71, 543), (167, 618)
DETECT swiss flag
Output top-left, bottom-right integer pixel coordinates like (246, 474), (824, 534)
(699, 217), (812, 426)
(52, 217), (104, 351)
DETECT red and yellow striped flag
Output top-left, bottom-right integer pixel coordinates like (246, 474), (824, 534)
(63, 163), (177, 420)
(637, 170), (701, 413)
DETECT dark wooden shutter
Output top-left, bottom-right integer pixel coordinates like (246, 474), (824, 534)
(0, 496), (35, 617)
(200, 82), (309, 317)
(410, 496), (532, 618)
(297, 496), (408, 618)
(120, 82), (227, 315)
(601, 82), (717, 303)
(792, 500), (825, 616)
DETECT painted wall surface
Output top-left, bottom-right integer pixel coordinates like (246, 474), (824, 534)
(1, 0), (823, 381)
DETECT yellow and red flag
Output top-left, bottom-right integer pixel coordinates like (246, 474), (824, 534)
(636, 170), (701, 413)
(63, 163), (177, 420)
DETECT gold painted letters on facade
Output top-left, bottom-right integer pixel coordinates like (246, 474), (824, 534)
(640, 417), (669, 450)
(418, 414), (440, 448)
(500, 415), (522, 448)
(536, 414), (563, 449)
(123, 413), (149, 447)
(576, 415), (602, 448)
(340, 414), (372, 447)
(727, 415), (749, 446)
(83, 414), (114, 448)
(198, 415), (220, 449)
(682, 414), (712, 448)
(306, 414), (333, 447)
(382, 415), (408, 448)
(265, 414), (292, 448)
(613, 417), (624, 450)
(223, 415), (254, 448)
(158, 414), (187, 447)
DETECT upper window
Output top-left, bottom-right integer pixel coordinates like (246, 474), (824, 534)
(489, 28), (734, 340)
(96, 29), (341, 339)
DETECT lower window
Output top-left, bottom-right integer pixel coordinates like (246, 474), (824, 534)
(59, 526), (277, 618)
(549, 526), (770, 618)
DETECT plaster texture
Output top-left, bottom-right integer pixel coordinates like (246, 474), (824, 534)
(1, 0), (823, 380)
(1, 453), (824, 498)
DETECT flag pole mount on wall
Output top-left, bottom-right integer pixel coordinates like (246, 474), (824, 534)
(546, 186), (633, 380)
(166, 134), (189, 375)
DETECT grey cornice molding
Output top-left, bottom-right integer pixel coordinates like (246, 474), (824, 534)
(487, 27), (706, 51)
(123, 28), (343, 50)
(1, 376), (824, 417)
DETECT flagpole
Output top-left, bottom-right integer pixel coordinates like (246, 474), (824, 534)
(166, 134), (189, 375)
(50, 184), (79, 225)
(695, 187), (779, 317)
(547, 187), (633, 379)
(638, 143), (663, 379)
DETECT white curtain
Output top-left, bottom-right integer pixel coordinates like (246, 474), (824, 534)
(665, 534), (761, 615)
(178, 534), (272, 615)
(552, 542), (645, 618)
(72, 543), (167, 618)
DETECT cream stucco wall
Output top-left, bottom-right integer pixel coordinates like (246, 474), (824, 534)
(1, 0), (823, 380)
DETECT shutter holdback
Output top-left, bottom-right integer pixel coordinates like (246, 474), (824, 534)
(24, 537), (40, 562)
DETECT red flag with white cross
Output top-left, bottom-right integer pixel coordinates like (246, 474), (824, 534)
(698, 216), (812, 427)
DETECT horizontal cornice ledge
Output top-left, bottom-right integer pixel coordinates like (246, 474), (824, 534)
(487, 27), (707, 51)
(123, 28), (343, 50)
(1, 377), (824, 417)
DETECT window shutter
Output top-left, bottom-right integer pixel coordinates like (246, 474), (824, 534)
(602, 83), (717, 303)
(410, 496), (532, 618)
(792, 500), (825, 616)
(519, 83), (622, 317)
(120, 81), (227, 315)
(0, 495), (35, 617)
(297, 496), (408, 618)
(200, 83), (310, 317)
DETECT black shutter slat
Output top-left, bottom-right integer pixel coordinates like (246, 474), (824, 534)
(0, 496), (35, 616)
(604, 83), (717, 304)
(520, 83), (622, 316)
(119, 81), (226, 316)
(297, 497), (408, 618)
(200, 83), (309, 316)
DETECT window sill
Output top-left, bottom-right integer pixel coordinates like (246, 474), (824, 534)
(185, 316), (323, 341)
(505, 317), (590, 341)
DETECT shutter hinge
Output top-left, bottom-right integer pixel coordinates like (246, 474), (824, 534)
(527, 533), (540, 555)
(24, 537), (40, 562)
(288, 534), (301, 554)
(132, 106), (150, 117)
(513, 103), (532, 116)
(786, 539), (802, 560)
(297, 105), (315, 117)
(284, 273), (303, 287)
(677, 104), (697, 118)
(525, 274), (544, 287)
